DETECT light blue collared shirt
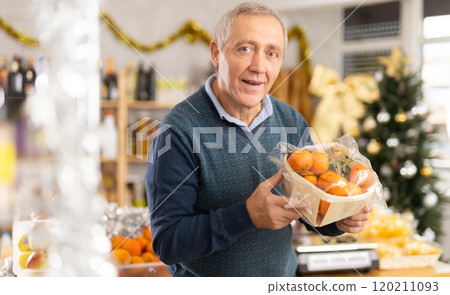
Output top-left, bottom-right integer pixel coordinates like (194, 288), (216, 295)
(204, 74), (273, 132)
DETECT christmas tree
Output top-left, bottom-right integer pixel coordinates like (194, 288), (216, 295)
(358, 47), (447, 240)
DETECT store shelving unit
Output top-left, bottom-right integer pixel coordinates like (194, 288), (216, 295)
(100, 69), (177, 206)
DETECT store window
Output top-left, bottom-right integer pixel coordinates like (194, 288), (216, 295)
(421, 0), (450, 161)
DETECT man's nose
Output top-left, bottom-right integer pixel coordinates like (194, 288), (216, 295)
(248, 51), (266, 74)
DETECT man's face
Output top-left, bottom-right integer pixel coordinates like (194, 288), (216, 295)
(211, 14), (284, 110)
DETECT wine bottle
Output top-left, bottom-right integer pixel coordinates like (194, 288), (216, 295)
(6, 59), (24, 98)
(102, 57), (118, 101)
(148, 66), (156, 101)
(136, 63), (150, 101)
(24, 57), (36, 94)
(125, 60), (137, 102)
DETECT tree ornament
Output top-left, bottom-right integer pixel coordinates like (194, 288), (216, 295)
(399, 160), (417, 179)
(411, 102), (428, 117)
(420, 165), (433, 178)
(374, 71), (383, 81)
(378, 46), (409, 81)
(395, 110), (407, 123)
(363, 116), (377, 131)
(406, 128), (419, 140)
(405, 145), (417, 155)
(399, 82), (405, 94)
(394, 144), (406, 157)
(367, 139), (381, 155)
(423, 192), (438, 208)
(377, 109), (390, 123)
(421, 184), (432, 193)
(421, 122), (433, 133)
(380, 163), (393, 177)
(386, 134), (399, 148)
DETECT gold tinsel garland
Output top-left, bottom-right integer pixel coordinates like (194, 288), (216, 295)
(0, 12), (311, 77)
(287, 26), (311, 80)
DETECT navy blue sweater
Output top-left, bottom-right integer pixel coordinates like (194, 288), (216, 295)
(145, 86), (343, 276)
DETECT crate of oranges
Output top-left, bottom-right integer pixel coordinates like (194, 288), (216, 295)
(279, 135), (385, 227)
(110, 226), (168, 276)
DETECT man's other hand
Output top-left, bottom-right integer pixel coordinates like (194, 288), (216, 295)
(246, 170), (301, 230)
(336, 206), (373, 233)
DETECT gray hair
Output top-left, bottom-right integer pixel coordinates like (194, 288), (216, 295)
(213, 2), (287, 50)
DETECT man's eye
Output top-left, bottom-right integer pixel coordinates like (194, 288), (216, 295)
(240, 47), (251, 52)
(268, 51), (278, 58)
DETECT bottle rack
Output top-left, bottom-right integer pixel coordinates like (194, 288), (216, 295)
(100, 69), (176, 207)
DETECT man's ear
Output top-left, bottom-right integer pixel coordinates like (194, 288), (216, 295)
(210, 41), (220, 69)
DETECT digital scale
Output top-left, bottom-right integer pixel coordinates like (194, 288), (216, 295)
(294, 234), (379, 275)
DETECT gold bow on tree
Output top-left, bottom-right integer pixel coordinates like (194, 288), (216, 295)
(309, 65), (380, 143)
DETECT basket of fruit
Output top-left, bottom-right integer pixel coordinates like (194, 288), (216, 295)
(277, 135), (385, 227)
(103, 205), (168, 277)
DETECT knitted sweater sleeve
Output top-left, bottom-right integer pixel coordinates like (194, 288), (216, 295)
(145, 127), (256, 265)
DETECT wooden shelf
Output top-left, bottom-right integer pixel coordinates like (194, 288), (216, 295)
(101, 100), (118, 108)
(99, 70), (173, 207)
(100, 156), (118, 163)
(127, 155), (148, 163)
(128, 100), (177, 110)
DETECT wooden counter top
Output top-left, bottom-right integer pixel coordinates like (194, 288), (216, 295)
(305, 261), (450, 277)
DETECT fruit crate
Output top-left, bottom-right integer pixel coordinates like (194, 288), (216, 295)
(115, 261), (170, 277)
(282, 141), (382, 227)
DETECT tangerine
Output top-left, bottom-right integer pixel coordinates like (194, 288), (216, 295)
(347, 182), (363, 196)
(111, 236), (125, 250)
(310, 151), (329, 175)
(136, 236), (148, 251)
(111, 248), (131, 265)
(288, 150), (313, 172)
(317, 171), (348, 196)
(318, 200), (330, 215)
(131, 255), (145, 264)
(349, 164), (374, 189)
(316, 171), (341, 191)
(141, 252), (157, 263)
(327, 181), (349, 196)
(143, 226), (152, 241)
(121, 239), (142, 256)
(304, 175), (317, 186)
(299, 170), (317, 185)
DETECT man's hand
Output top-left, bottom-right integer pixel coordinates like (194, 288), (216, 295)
(336, 206), (373, 233)
(246, 170), (302, 230)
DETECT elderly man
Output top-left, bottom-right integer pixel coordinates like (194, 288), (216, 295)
(146, 2), (371, 276)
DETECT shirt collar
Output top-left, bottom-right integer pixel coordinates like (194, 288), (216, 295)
(204, 74), (273, 132)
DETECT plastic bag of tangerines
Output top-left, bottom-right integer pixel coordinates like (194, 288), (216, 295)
(270, 134), (386, 227)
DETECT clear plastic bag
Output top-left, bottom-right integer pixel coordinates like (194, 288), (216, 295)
(268, 134), (386, 227)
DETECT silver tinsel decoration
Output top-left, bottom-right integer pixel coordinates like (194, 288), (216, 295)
(18, 0), (115, 276)
(377, 108), (391, 123)
(102, 203), (150, 239)
(423, 192), (438, 208)
(399, 160), (417, 179)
